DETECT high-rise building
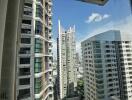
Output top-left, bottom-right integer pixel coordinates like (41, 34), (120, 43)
(75, 53), (83, 79)
(57, 20), (77, 99)
(0, 0), (23, 100)
(16, 0), (54, 100)
(82, 30), (132, 100)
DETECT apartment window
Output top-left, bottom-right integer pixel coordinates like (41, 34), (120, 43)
(128, 58), (132, 61)
(34, 57), (42, 73)
(36, 4), (43, 19)
(49, 71), (52, 75)
(94, 59), (102, 63)
(127, 54), (132, 56)
(125, 41), (130, 44)
(106, 50), (110, 53)
(93, 41), (100, 44)
(19, 68), (30, 76)
(21, 28), (31, 34)
(19, 78), (30, 85)
(23, 7), (32, 16)
(105, 45), (110, 48)
(49, 94), (52, 98)
(25, 2), (32, 7)
(96, 74), (103, 79)
(126, 45), (130, 48)
(20, 57), (30, 64)
(106, 59), (112, 63)
(97, 90), (104, 94)
(98, 95), (104, 99)
(94, 54), (101, 58)
(22, 19), (31, 25)
(35, 21), (43, 35)
(18, 89), (30, 99)
(49, 43), (52, 47)
(93, 49), (101, 53)
(34, 78), (42, 94)
(95, 64), (102, 68)
(35, 38), (43, 53)
(126, 49), (131, 52)
(128, 63), (132, 65)
(21, 38), (31, 44)
(95, 70), (103, 74)
(19, 47), (30, 54)
(106, 54), (111, 57)
(49, 49), (52, 53)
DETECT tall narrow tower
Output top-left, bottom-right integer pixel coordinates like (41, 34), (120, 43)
(57, 20), (77, 99)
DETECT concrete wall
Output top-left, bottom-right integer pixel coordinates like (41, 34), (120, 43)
(0, 0), (22, 100)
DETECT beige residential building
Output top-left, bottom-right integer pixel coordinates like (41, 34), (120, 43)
(16, 0), (54, 100)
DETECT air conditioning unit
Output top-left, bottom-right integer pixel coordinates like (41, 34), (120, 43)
(78, 0), (108, 6)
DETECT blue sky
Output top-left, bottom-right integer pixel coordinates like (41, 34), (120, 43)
(52, 0), (132, 56)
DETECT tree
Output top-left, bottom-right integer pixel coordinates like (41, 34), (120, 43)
(77, 78), (84, 100)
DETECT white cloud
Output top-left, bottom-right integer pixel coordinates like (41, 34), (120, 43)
(85, 13), (110, 23)
(103, 14), (110, 19)
(86, 15), (132, 39)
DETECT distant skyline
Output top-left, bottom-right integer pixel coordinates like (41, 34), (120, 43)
(52, 0), (132, 57)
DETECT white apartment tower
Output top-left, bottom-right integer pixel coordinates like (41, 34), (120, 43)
(16, 0), (54, 100)
(82, 30), (132, 100)
(57, 21), (77, 99)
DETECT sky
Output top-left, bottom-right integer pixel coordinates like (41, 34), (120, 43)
(52, 0), (132, 57)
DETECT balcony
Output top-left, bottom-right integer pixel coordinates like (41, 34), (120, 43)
(48, 24), (52, 30)
(43, 81), (53, 92)
(48, 20), (52, 27)
(21, 28), (31, 35)
(21, 24), (32, 30)
(45, 35), (52, 43)
(36, 0), (43, 7)
(46, 0), (53, 6)
(45, 8), (49, 16)
(43, 88), (53, 100)
(45, 62), (52, 73)
(23, 6), (32, 17)
(35, 81), (53, 99)
(48, 11), (53, 17)
(45, 49), (52, 56)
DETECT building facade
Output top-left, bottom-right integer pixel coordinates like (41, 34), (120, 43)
(75, 53), (83, 79)
(57, 21), (77, 99)
(16, 0), (54, 100)
(82, 30), (132, 100)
